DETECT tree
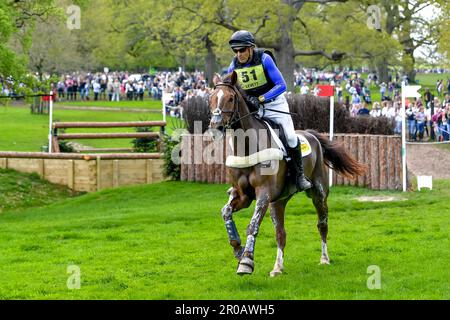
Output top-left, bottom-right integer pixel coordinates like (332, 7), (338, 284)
(27, 16), (88, 75)
(437, 1), (450, 65)
(77, 0), (181, 71)
(167, 0), (349, 91)
(357, 0), (442, 83)
(1, 0), (87, 89)
(294, 1), (402, 73)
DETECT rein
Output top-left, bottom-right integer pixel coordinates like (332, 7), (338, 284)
(213, 82), (296, 130)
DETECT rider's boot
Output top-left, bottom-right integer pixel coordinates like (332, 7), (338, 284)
(288, 138), (312, 192)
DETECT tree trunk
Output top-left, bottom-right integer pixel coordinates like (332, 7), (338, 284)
(400, 1), (416, 84)
(275, 5), (296, 93)
(404, 49), (416, 84)
(376, 2), (397, 84)
(204, 34), (216, 88)
(275, 37), (296, 93)
(376, 58), (389, 84)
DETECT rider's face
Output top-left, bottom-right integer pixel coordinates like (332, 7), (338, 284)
(234, 47), (252, 64)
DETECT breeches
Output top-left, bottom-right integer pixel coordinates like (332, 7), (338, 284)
(257, 94), (298, 148)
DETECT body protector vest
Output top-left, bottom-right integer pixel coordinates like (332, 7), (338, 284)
(232, 49), (276, 98)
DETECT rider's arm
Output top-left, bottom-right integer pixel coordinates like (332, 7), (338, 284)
(227, 61), (235, 74)
(260, 53), (286, 102)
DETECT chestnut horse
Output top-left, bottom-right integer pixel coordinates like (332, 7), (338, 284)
(209, 72), (366, 276)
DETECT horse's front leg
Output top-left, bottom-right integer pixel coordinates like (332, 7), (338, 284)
(222, 187), (252, 260)
(237, 191), (270, 275)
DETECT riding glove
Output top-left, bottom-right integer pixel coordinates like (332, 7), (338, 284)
(246, 96), (261, 110)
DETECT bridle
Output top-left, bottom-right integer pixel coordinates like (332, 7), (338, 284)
(211, 82), (240, 130)
(211, 82), (259, 130)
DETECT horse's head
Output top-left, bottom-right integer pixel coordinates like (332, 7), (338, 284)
(209, 72), (240, 132)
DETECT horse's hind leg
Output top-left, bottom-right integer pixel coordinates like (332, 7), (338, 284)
(311, 183), (330, 265)
(269, 198), (289, 277)
(222, 187), (252, 260)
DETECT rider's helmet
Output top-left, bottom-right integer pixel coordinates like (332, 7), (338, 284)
(229, 30), (255, 48)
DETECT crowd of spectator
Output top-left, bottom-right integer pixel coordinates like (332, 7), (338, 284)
(295, 69), (450, 142)
(46, 70), (208, 105)
(2, 68), (450, 142)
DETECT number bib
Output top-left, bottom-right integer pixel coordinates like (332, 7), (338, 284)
(235, 65), (268, 90)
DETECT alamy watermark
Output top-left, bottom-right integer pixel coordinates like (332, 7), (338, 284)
(67, 265), (81, 289)
(170, 121), (281, 176)
(366, 5), (382, 31)
(66, 5), (81, 30)
(367, 265), (381, 290)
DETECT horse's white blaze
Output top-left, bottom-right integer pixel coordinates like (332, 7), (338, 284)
(217, 89), (224, 108)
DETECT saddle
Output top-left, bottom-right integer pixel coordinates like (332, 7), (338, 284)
(225, 118), (311, 168)
(262, 118), (313, 163)
(261, 117), (289, 154)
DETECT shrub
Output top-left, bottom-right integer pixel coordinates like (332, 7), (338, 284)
(286, 93), (394, 135)
(132, 127), (158, 152)
(58, 140), (75, 153)
(181, 93), (395, 136)
(161, 117), (186, 181)
(161, 134), (181, 180)
(182, 96), (210, 134)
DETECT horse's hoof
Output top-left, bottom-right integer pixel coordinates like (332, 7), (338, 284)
(236, 257), (254, 275)
(319, 256), (330, 265)
(269, 270), (283, 277)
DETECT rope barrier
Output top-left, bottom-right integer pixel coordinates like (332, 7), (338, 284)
(406, 140), (450, 145)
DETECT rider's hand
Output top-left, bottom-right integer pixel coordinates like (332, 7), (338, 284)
(247, 96), (260, 109)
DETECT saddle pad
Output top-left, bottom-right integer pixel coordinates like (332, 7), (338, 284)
(225, 133), (312, 169)
(226, 148), (283, 168)
(298, 133), (312, 157)
(262, 120), (311, 158)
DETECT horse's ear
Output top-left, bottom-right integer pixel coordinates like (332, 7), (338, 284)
(230, 71), (238, 85)
(213, 73), (222, 86)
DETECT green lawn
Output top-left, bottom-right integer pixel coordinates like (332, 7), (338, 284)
(0, 172), (448, 299)
(0, 169), (80, 213)
(438, 143), (450, 152)
(0, 106), (184, 151)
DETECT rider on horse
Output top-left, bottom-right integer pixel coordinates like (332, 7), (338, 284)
(227, 30), (311, 191)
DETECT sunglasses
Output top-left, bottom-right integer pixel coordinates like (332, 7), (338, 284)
(232, 47), (248, 54)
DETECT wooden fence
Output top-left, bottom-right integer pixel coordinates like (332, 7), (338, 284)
(51, 121), (166, 153)
(0, 152), (165, 192)
(180, 133), (405, 190)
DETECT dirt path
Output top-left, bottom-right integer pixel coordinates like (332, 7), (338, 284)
(406, 143), (450, 179)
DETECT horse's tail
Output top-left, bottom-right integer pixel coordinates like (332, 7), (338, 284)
(306, 129), (368, 179)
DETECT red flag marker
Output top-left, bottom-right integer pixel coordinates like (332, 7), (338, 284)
(317, 85), (334, 97)
(316, 84), (335, 187)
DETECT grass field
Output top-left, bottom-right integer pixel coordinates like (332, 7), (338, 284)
(0, 106), (183, 151)
(0, 169), (448, 300)
(0, 169), (80, 213)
